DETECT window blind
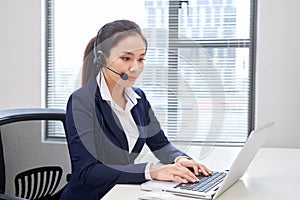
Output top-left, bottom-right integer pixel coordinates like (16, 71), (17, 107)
(45, 0), (255, 145)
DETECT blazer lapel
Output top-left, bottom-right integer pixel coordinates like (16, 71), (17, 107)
(130, 101), (146, 154)
(94, 83), (129, 152)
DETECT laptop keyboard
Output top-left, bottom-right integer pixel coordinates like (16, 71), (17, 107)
(174, 171), (227, 193)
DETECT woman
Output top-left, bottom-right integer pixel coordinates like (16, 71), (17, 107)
(60, 19), (211, 200)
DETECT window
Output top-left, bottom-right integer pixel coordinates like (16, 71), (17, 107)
(44, 0), (256, 146)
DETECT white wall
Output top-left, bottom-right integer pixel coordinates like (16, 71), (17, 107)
(0, 0), (42, 109)
(0, 0), (71, 194)
(256, 0), (300, 148)
(0, 0), (300, 193)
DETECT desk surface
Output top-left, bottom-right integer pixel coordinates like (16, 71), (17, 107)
(102, 147), (300, 200)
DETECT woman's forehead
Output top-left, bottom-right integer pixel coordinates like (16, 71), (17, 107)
(110, 34), (146, 55)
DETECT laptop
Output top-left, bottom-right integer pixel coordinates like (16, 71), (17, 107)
(141, 121), (275, 199)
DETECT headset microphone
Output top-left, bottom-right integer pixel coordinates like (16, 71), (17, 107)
(104, 66), (128, 80)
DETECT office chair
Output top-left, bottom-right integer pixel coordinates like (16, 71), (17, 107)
(0, 108), (67, 200)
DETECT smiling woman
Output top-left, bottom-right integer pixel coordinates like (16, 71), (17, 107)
(60, 19), (212, 200)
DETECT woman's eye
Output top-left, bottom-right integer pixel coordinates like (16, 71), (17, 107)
(121, 57), (130, 61)
(139, 58), (146, 62)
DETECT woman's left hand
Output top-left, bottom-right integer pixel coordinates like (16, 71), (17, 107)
(175, 156), (212, 177)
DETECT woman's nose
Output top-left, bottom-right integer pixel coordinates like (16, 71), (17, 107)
(130, 61), (141, 72)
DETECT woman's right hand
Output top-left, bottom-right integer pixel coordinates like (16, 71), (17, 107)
(149, 163), (200, 183)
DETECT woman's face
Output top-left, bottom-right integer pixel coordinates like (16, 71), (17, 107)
(103, 33), (146, 88)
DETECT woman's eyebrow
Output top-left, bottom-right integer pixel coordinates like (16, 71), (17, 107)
(121, 51), (146, 56)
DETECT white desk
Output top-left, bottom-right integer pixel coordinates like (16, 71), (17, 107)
(102, 148), (300, 200)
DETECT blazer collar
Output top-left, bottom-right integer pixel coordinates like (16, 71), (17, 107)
(97, 71), (141, 112)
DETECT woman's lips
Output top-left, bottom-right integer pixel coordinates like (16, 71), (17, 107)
(127, 76), (137, 81)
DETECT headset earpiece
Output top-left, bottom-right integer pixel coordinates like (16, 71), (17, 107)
(93, 28), (106, 68)
(94, 52), (106, 67)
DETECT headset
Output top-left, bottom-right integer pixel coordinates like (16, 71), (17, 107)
(93, 28), (128, 80)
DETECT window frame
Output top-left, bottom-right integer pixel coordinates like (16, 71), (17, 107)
(43, 0), (257, 145)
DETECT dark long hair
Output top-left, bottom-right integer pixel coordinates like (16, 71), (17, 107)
(81, 19), (147, 85)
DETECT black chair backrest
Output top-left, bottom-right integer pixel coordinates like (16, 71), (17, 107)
(14, 166), (63, 200)
(0, 108), (67, 199)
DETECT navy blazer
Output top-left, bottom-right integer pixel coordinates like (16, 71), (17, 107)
(60, 77), (188, 200)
